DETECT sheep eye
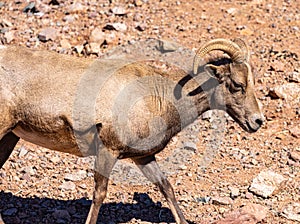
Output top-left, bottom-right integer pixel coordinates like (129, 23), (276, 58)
(230, 81), (245, 93)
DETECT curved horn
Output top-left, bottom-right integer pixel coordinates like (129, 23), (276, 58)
(193, 39), (244, 75)
(233, 38), (250, 62)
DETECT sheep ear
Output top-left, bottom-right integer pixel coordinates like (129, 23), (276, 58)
(204, 64), (227, 81)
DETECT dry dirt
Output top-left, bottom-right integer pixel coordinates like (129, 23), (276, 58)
(0, 0), (299, 224)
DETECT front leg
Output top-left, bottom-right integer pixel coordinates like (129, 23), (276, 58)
(85, 147), (117, 224)
(133, 155), (188, 224)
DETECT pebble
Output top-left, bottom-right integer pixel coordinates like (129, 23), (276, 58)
(59, 181), (76, 191)
(281, 202), (300, 222)
(288, 71), (300, 83)
(38, 27), (58, 42)
(50, 156), (61, 164)
(158, 39), (179, 53)
(111, 6), (127, 16)
(229, 186), (240, 199)
(249, 170), (286, 198)
(289, 150), (300, 162)
(289, 127), (300, 138)
(18, 146), (28, 158)
(88, 42), (101, 54)
(60, 39), (71, 49)
(90, 27), (106, 44)
(212, 196), (233, 205)
(67, 2), (85, 13)
(64, 170), (86, 181)
(111, 23), (127, 32)
(183, 141), (197, 151)
(4, 30), (14, 43)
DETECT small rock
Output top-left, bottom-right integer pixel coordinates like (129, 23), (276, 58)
(158, 39), (179, 53)
(64, 170), (86, 181)
(289, 127), (300, 138)
(226, 8), (237, 15)
(245, 192), (253, 199)
(214, 203), (268, 224)
(270, 61), (285, 72)
(60, 39), (71, 49)
(281, 202), (300, 221)
(178, 165), (187, 170)
(23, 2), (38, 13)
(23, 166), (36, 175)
(1, 19), (13, 27)
(90, 27), (106, 44)
(113, 23), (127, 32)
(50, 156), (61, 164)
(249, 170), (286, 198)
(67, 2), (85, 13)
(111, 6), (127, 16)
(59, 181), (76, 191)
(4, 30), (15, 43)
(63, 14), (75, 23)
(3, 208), (18, 216)
(135, 23), (147, 31)
(38, 27), (58, 42)
(195, 196), (211, 203)
(74, 45), (84, 54)
(183, 141), (197, 151)
(240, 203), (268, 221)
(268, 83), (300, 100)
(229, 186), (240, 199)
(87, 42), (101, 54)
(212, 196), (233, 205)
(18, 146), (28, 158)
(289, 150), (300, 162)
(52, 209), (71, 222)
(21, 172), (31, 181)
(288, 71), (300, 83)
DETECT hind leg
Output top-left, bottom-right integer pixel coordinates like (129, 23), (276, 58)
(0, 132), (20, 168)
(133, 155), (188, 224)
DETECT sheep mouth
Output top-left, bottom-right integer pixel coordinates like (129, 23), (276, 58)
(227, 110), (257, 133)
(245, 121), (259, 133)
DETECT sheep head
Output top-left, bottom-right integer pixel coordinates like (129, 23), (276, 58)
(193, 38), (264, 133)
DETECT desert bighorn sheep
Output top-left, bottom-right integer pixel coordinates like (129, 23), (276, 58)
(0, 38), (264, 224)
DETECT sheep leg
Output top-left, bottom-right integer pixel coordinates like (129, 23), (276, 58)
(85, 147), (116, 224)
(133, 156), (188, 224)
(0, 132), (20, 168)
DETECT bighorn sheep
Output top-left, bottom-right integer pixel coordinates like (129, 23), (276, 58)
(0, 39), (264, 224)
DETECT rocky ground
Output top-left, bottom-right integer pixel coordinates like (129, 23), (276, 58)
(0, 0), (299, 223)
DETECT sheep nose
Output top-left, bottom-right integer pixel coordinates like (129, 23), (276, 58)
(255, 117), (264, 126)
(251, 113), (265, 130)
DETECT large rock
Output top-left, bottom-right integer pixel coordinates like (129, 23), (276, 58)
(249, 170), (286, 198)
(214, 203), (268, 224)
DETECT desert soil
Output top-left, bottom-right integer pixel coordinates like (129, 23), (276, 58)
(0, 0), (299, 224)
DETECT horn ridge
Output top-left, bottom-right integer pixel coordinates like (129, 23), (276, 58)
(193, 38), (244, 75)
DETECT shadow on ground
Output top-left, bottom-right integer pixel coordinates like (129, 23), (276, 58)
(0, 191), (194, 224)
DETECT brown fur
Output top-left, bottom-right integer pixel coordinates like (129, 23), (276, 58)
(0, 42), (263, 224)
